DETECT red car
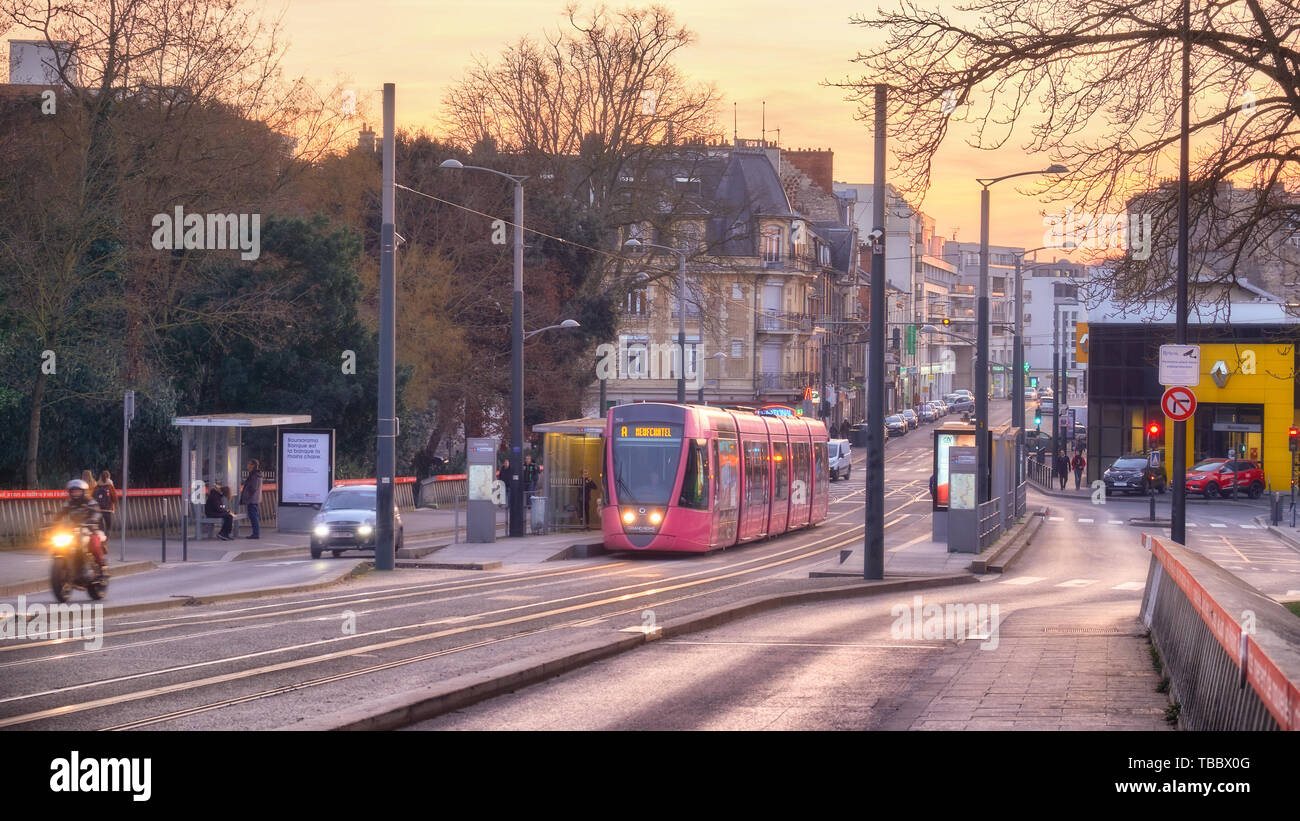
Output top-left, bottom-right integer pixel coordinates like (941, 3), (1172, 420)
(1184, 459), (1267, 499)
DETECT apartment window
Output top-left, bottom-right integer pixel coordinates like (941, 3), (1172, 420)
(622, 336), (649, 378)
(625, 283), (648, 315)
(732, 283), (744, 301)
(680, 222), (700, 253)
(731, 340), (743, 359)
(762, 226), (782, 262)
(819, 244), (831, 266)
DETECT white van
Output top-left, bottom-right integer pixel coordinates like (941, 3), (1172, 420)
(828, 439), (852, 481)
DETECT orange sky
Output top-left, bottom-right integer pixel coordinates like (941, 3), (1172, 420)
(274, 0), (1080, 252)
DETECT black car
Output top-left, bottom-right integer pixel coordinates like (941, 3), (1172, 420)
(885, 415), (908, 437)
(1102, 453), (1167, 495)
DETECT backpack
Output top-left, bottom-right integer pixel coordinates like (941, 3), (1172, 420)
(93, 483), (113, 508)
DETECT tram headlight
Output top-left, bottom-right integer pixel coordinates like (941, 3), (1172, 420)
(622, 509), (636, 525)
(649, 510), (663, 525)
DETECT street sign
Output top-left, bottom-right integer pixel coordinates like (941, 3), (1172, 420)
(1159, 344), (1200, 386)
(1161, 386), (1197, 421)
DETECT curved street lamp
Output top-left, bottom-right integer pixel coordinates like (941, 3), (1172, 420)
(524, 319), (580, 340)
(439, 158), (530, 537)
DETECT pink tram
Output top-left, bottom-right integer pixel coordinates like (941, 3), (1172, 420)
(601, 403), (830, 552)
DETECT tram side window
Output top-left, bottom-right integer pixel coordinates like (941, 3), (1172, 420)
(679, 439), (709, 510)
(758, 442), (770, 504)
(772, 442), (788, 500)
(814, 441), (828, 484)
(793, 442), (810, 497)
(744, 440), (762, 507)
(715, 438), (739, 511)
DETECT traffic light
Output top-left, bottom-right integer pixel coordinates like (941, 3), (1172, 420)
(1290, 426), (1298, 452)
(1147, 421), (1163, 448)
(1023, 362), (1030, 373)
(1029, 376), (1039, 387)
(941, 317), (952, 326)
(1034, 412), (1042, 428)
(1147, 422), (1162, 437)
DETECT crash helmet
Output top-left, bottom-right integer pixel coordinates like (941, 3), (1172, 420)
(66, 478), (89, 503)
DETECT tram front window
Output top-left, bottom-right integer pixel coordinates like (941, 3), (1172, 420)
(612, 423), (683, 506)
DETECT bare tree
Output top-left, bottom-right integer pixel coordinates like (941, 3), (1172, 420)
(837, 0), (1300, 307)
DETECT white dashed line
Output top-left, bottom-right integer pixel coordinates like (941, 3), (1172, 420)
(1048, 516), (1064, 522)
(1056, 578), (1100, 587)
(1240, 525), (1259, 530)
(1112, 581), (1146, 591)
(1078, 518), (1093, 523)
(1210, 523), (1227, 528)
(1109, 520), (1124, 525)
(1000, 576), (1047, 585)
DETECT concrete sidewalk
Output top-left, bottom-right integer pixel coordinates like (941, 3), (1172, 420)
(878, 602), (1171, 730)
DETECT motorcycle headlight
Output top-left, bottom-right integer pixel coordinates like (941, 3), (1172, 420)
(52, 531), (73, 548)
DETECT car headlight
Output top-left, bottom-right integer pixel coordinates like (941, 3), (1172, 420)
(358, 525), (373, 537)
(314, 524), (329, 537)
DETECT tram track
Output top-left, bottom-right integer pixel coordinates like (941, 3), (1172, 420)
(0, 436), (944, 731)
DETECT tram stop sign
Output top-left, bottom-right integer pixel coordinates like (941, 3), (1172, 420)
(1161, 386), (1196, 422)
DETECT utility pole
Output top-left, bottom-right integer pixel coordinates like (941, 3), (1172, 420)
(866, 85), (886, 581)
(1171, 0), (1191, 545)
(376, 83), (396, 571)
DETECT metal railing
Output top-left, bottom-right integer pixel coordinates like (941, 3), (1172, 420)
(1015, 480), (1028, 518)
(1026, 456), (1055, 490)
(757, 311), (813, 333)
(978, 497), (1002, 550)
(1141, 533), (1300, 730)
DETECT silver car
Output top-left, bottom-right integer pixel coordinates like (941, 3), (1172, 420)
(310, 485), (404, 559)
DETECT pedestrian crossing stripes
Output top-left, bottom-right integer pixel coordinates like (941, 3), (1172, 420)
(1000, 576), (1047, 585)
(1111, 581), (1145, 591)
(1056, 578), (1100, 587)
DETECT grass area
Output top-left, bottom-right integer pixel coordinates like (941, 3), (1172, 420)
(1284, 601), (1300, 619)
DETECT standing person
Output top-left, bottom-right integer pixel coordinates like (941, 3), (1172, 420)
(205, 483), (236, 540)
(497, 458), (512, 511)
(1071, 451), (1086, 490)
(1053, 450), (1069, 491)
(239, 459), (263, 539)
(93, 470), (118, 538)
(578, 469), (599, 529)
(522, 455), (542, 495)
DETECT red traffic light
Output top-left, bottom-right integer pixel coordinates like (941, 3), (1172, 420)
(1290, 427), (1298, 437)
(1147, 422), (1162, 437)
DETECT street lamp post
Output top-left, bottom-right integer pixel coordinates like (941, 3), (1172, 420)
(439, 159), (529, 537)
(625, 239), (687, 403)
(975, 165), (1067, 504)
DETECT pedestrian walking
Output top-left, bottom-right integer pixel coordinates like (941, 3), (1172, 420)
(93, 470), (118, 536)
(239, 459), (263, 539)
(205, 483), (236, 540)
(1071, 451), (1086, 490)
(1053, 450), (1069, 491)
(522, 455), (542, 494)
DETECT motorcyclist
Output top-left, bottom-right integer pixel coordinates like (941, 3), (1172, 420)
(56, 479), (107, 572)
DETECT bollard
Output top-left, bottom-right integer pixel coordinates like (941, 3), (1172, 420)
(1149, 489), (1157, 522)
(161, 512), (167, 563)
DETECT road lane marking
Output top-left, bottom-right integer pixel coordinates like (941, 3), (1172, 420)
(1109, 520), (1124, 525)
(1056, 578), (1099, 587)
(1077, 518), (1093, 523)
(1210, 523), (1227, 528)
(1048, 516), (1064, 522)
(1112, 581), (1145, 591)
(1240, 525), (1259, 530)
(1000, 576), (1046, 585)
(1218, 536), (1251, 564)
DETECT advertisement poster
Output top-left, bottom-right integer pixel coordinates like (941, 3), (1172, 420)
(280, 430), (333, 505)
(934, 431), (975, 509)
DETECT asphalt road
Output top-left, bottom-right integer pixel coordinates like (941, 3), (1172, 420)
(0, 405), (973, 731)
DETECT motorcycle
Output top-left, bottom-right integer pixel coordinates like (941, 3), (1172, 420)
(44, 520), (108, 602)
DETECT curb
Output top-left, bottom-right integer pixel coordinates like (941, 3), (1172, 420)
(282, 573), (975, 731)
(35, 562), (376, 620)
(0, 560), (158, 598)
(1128, 518), (1172, 527)
(977, 508), (1047, 573)
(396, 560), (503, 571)
(1258, 515), (1300, 555)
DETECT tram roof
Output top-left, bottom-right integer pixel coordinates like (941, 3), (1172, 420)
(533, 417), (607, 435)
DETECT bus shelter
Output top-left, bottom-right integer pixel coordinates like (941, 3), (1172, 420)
(533, 417), (606, 533)
(171, 413), (312, 541)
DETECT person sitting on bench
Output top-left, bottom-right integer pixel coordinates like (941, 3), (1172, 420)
(205, 483), (236, 541)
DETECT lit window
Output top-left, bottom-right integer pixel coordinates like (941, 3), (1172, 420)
(762, 226), (782, 262)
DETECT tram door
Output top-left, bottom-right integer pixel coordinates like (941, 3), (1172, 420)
(769, 440), (790, 534)
(712, 437), (739, 547)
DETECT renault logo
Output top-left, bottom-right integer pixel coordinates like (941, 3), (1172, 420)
(1210, 360), (1231, 389)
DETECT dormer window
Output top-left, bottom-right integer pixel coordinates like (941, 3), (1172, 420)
(762, 226), (782, 262)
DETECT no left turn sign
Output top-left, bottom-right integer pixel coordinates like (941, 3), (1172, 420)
(1162, 386), (1197, 421)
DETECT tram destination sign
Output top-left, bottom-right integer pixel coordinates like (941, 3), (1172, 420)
(1159, 344), (1200, 387)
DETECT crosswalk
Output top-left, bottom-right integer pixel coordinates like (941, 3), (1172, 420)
(1040, 513), (1262, 530)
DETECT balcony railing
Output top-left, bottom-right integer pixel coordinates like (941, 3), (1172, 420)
(758, 311), (813, 333)
(758, 371), (815, 391)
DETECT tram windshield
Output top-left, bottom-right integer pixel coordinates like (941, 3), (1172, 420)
(611, 422), (684, 505)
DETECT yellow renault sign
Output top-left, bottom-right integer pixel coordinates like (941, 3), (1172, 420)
(1075, 322), (1089, 364)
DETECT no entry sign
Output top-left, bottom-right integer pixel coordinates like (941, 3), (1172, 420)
(1162, 386), (1197, 421)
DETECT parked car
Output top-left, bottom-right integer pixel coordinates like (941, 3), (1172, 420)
(1024, 387), (1039, 402)
(1038, 388), (1055, 402)
(944, 393), (974, 413)
(919, 404), (938, 423)
(310, 485), (404, 559)
(885, 415), (908, 437)
(953, 389), (973, 399)
(1102, 453), (1166, 495)
(828, 438), (853, 481)
(901, 409), (918, 429)
(1184, 459), (1266, 499)
(933, 400), (948, 416)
